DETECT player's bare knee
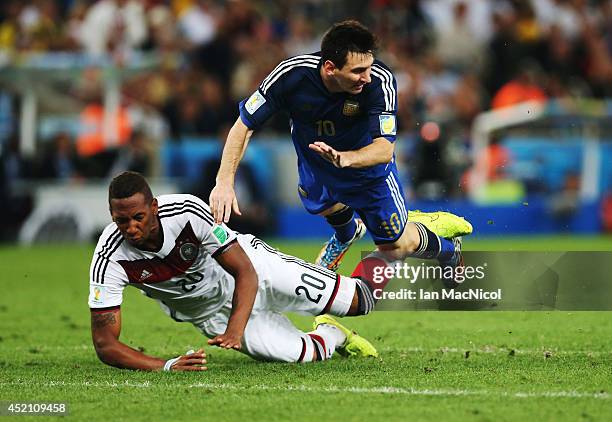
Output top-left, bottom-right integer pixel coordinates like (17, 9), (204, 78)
(401, 223), (421, 253)
(378, 226), (419, 259)
(402, 240), (419, 254)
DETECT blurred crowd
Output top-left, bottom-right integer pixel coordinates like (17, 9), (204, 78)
(0, 0), (609, 126)
(1, 0), (611, 236)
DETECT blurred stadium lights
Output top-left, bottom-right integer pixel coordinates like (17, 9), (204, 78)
(420, 121), (441, 142)
(0, 52), (162, 158)
(469, 98), (612, 204)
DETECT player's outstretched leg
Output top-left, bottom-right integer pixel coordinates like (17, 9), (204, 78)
(228, 310), (374, 363)
(438, 236), (464, 288)
(407, 210), (473, 239)
(315, 208), (471, 273)
(408, 222), (464, 286)
(316, 216), (367, 271)
(406, 211), (469, 285)
(375, 220), (464, 281)
(313, 315), (378, 358)
(297, 321), (349, 362)
(345, 237), (463, 319)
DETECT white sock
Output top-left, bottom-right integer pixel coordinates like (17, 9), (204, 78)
(300, 324), (348, 362)
(314, 324), (346, 348)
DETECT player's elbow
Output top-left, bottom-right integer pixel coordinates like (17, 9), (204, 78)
(376, 148), (393, 165)
(94, 349), (112, 366)
(92, 337), (119, 366)
(381, 149), (393, 164)
(93, 345), (113, 365)
(94, 346), (124, 368)
(231, 117), (252, 138)
(375, 139), (394, 164)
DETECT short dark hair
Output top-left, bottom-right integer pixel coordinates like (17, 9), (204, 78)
(108, 171), (153, 204)
(320, 20), (377, 69)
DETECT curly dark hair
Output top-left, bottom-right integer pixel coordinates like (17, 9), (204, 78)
(108, 171), (153, 204)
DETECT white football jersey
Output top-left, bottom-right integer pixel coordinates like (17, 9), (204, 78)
(88, 194), (239, 324)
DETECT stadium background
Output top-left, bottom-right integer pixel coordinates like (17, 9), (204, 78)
(0, 0), (611, 420)
(0, 0), (611, 242)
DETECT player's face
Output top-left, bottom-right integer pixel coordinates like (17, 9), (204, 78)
(333, 52), (374, 94)
(110, 193), (159, 248)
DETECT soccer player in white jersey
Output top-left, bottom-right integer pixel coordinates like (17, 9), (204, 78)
(89, 172), (384, 371)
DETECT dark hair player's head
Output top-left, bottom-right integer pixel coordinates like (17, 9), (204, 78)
(320, 20), (377, 95)
(108, 171), (153, 204)
(108, 171), (159, 249)
(321, 20), (377, 70)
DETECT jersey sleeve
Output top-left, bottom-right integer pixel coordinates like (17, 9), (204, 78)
(201, 221), (238, 257)
(238, 62), (291, 130)
(183, 195), (239, 256)
(368, 64), (398, 142)
(88, 231), (128, 309)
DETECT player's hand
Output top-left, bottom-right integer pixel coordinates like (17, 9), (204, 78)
(209, 183), (242, 224)
(308, 141), (350, 168)
(208, 331), (242, 350)
(169, 348), (208, 371)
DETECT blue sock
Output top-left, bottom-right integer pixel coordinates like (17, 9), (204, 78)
(325, 206), (357, 243)
(412, 222), (455, 261)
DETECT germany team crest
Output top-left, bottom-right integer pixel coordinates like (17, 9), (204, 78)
(179, 242), (198, 261)
(342, 100), (360, 116)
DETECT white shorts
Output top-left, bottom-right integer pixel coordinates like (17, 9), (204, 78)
(197, 235), (358, 362)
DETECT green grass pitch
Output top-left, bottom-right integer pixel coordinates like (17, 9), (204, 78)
(1, 235), (611, 421)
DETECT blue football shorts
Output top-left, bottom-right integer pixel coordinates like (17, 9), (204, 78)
(298, 167), (408, 244)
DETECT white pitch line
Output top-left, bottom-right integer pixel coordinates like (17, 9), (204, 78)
(0, 381), (609, 400)
(6, 345), (611, 356)
(381, 347), (612, 356)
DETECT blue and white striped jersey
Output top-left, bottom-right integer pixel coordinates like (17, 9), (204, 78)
(238, 52), (398, 192)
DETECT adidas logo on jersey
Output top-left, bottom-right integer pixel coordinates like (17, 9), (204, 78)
(140, 269), (153, 281)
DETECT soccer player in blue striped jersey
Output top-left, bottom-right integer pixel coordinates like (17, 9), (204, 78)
(210, 21), (466, 297)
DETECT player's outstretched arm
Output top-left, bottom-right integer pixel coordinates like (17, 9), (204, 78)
(90, 308), (207, 371)
(208, 241), (258, 349)
(210, 117), (254, 223)
(308, 137), (394, 169)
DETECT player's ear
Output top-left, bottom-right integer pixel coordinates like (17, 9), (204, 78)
(322, 60), (337, 75)
(151, 198), (158, 215)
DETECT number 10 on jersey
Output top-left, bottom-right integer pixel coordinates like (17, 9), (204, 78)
(316, 120), (336, 136)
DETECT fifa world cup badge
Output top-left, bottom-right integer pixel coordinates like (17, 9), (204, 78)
(245, 91), (266, 114)
(342, 100), (360, 116)
(379, 115), (397, 135)
(92, 286), (105, 304)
